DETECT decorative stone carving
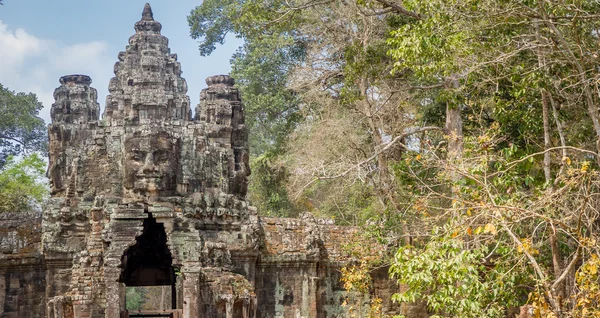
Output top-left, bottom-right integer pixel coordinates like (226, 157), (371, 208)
(202, 242), (232, 269)
(123, 130), (181, 198)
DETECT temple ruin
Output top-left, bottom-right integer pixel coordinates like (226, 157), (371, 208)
(0, 4), (398, 318)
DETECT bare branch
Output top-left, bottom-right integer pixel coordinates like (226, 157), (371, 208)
(293, 126), (443, 199)
(490, 146), (599, 178)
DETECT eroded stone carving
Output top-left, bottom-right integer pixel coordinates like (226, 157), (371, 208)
(123, 130), (181, 198)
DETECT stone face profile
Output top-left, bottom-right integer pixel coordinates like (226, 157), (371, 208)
(0, 4), (399, 318)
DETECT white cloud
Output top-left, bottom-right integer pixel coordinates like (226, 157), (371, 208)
(0, 20), (113, 123)
(0, 22), (42, 72)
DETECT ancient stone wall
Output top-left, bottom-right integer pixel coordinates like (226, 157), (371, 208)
(0, 212), (45, 318)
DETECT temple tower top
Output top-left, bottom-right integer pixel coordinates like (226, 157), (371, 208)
(103, 3), (190, 123)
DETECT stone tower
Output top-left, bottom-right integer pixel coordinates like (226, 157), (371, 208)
(44, 4), (257, 317)
(0, 4), (394, 318)
(103, 4), (190, 123)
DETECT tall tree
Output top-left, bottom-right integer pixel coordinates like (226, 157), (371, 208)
(384, 0), (600, 316)
(0, 84), (47, 169)
(0, 154), (47, 213)
(189, 0), (305, 216)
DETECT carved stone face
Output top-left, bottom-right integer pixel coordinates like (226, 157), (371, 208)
(124, 131), (180, 196)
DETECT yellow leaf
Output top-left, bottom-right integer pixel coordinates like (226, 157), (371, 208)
(581, 161), (590, 172)
(484, 223), (497, 235)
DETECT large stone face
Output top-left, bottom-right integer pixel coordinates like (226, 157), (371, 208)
(0, 3), (398, 318)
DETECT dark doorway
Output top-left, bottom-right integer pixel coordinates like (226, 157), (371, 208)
(121, 215), (177, 310)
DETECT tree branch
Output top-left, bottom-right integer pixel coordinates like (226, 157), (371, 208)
(0, 134), (25, 146)
(551, 247), (580, 292)
(489, 146), (600, 178)
(293, 126), (443, 199)
(371, 0), (422, 20)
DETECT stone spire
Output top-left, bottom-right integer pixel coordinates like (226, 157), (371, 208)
(134, 3), (162, 34)
(141, 3), (153, 21)
(48, 74), (100, 195)
(51, 74), (100, 124)
(197, 75), (250, 197)
(103, 3), (190, 122)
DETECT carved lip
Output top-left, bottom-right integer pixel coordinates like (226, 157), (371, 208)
(60, 74), (92, 85)
(135, 174), (162, 179)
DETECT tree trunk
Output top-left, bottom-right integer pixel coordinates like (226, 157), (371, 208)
(542, 91), (551, 184)
(445, 103), (463, 164)
(550, 96), (567, 180)
(549, 225), (564, 316)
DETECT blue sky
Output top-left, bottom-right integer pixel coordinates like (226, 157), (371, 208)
(0, 0), (242, 123)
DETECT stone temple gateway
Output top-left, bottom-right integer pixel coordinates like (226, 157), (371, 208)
(0, 4), (399, 318)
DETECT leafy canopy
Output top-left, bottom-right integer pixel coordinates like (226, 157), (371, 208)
(0, 154), (48, 213)
(189, 0), (306, 216)
(0, 84), (47, 169)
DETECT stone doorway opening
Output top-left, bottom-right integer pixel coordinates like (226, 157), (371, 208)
(120, 214), (178, 313)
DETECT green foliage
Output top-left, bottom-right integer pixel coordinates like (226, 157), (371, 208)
(386, 0), (474, 81)
(391, 235), (519, 318)
(125, 287), (148, 310)
(0, 154), (48, 213)
(0, 84), (47, 169)
(389, 126), (600, 315)
(230, 33), (304, 156)
(248, 152), (299, 217)
(188, 0), (240, 57)
(190, 1), (600, 315)
(189, 0), (306, 217)
(303, 181), (382, 226)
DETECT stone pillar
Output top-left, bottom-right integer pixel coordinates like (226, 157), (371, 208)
(182, 269), (200, 318)
(104, 267), (122, 318)
(242, 299), (250, 318)
(225, 298), (233, 318)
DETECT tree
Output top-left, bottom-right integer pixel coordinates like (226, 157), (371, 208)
(189, 0), (306, 216)
(189, 1), (425, 223)
(0, 154), (48, 213)
(0, 84), (47, 169)
(125, 287), (148, 310)
(189, 0), (600, 316)
(383, 1), (600, 315)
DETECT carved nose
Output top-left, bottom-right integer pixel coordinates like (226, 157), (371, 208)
(141, 154), (157, 174)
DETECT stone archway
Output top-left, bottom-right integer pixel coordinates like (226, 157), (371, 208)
(120, 214), (178, 312)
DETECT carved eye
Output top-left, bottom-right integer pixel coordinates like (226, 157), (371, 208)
(131, 150), (144, 161)
(154, 150), (169, 163)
